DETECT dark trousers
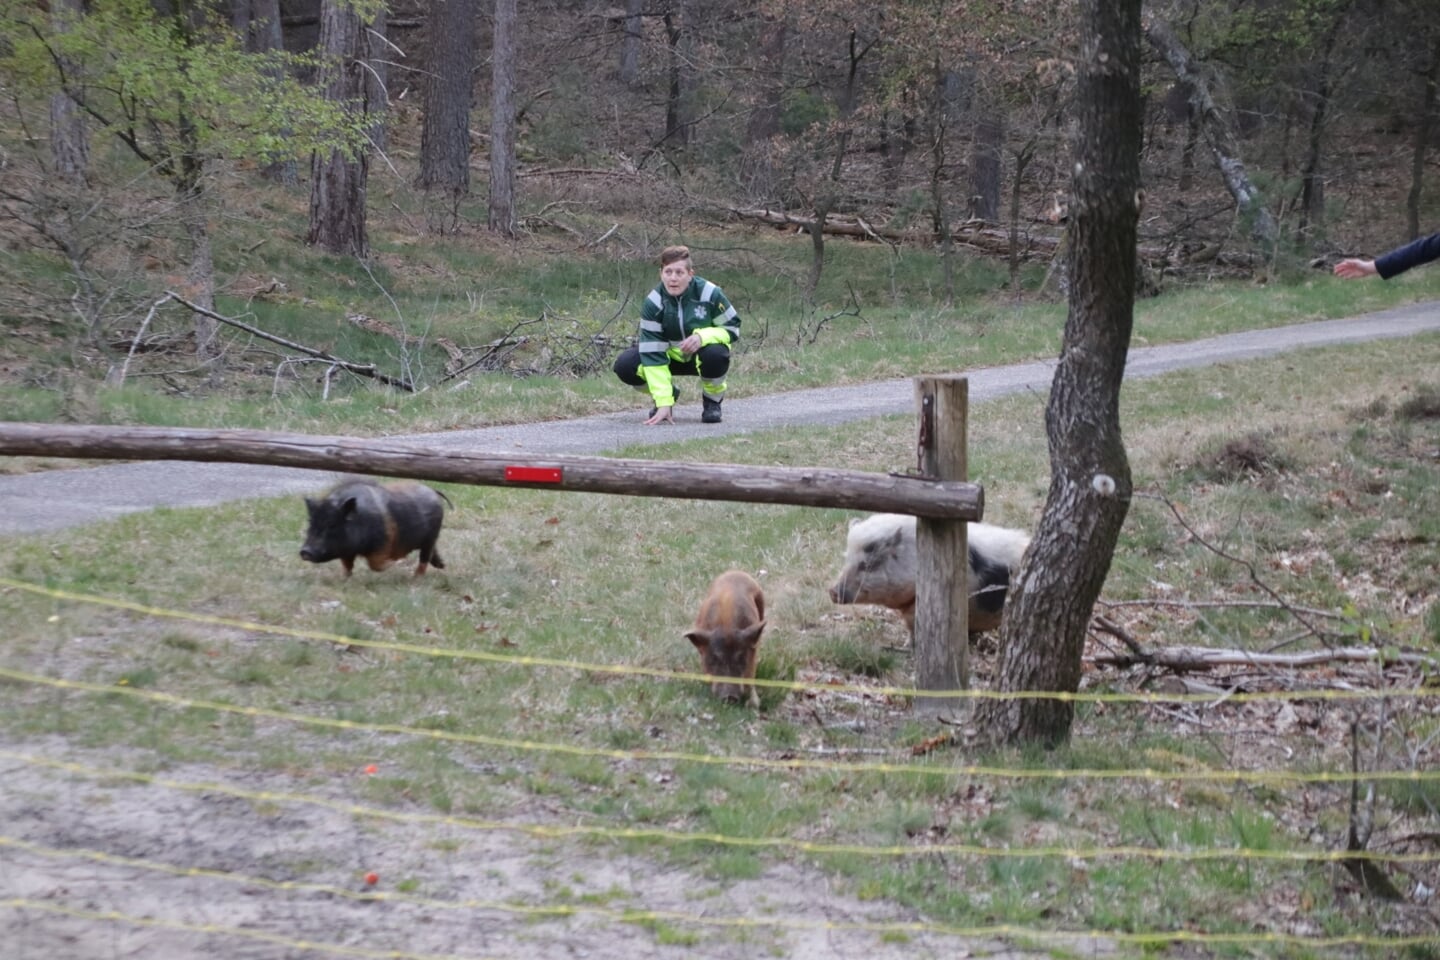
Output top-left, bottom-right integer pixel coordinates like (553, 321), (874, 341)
(613, 344), (730, 388)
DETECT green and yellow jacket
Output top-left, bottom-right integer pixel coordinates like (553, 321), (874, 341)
(637, 276), (741, 406)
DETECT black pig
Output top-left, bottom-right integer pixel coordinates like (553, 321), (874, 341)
(300, 479), (450, 576)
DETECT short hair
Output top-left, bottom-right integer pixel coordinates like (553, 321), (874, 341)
(660, 245), (692, 268)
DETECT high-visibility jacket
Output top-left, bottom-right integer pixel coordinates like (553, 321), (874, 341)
(637, 276), (741, 406)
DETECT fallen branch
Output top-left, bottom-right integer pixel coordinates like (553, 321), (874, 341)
(1097, 597), (1347, 621)
(1088, 643), (1439, 671)
(583, 222), (620, 248)
(165, 292), (414, 392)
(728, 205), (1256, 270)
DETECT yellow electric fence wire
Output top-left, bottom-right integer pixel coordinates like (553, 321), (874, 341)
(3, 576), (1434, 704)
(5, 750), (1438, 865)
(2, 895), (1433, 952)
(7, 665), (1439, 787)
(0, 834), (988, 939)
(0, 898), (490, 960)
(4, 835), (1437, 950)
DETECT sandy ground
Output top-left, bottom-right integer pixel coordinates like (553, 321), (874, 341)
(0, 738), (1109, 960)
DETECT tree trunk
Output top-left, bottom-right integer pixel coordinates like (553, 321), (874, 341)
(487, 0), (518, 237)
(418, 0), (476, 233)
(663, 0), (690, 158)
(1143, 12), (1277, 251)
(48, 0), (88, 184)
(1008, 146), (1033, 292)
(805, 27), (870, 301)
(977, 0), (1141, 748)
(363, 6), (389, 155)
(929, 70), (954, 302)
(174, 110), (219, 356)
(971, 104), (1003, 222)
(1179, 108), (1198, 193)
(307, 0), (375, 257)
(619, 0), (643, 86)
(234, 0), (297, 184)
(1406, 36), (1440, 242)
(740, 11), (785, 197)
(1299, 16), (1344, 241)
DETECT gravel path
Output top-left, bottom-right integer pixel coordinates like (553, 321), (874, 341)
(1, 301), (1437, 536)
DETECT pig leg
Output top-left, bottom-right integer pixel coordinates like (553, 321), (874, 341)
(415, 540), (444, 575)
(340, 556), (356, 577)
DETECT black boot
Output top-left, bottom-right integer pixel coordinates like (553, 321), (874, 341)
(701, 394), (723, 424)
(647, 386), (680, 420)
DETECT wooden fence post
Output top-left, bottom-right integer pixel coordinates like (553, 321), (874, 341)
(913, 375), (973, 716)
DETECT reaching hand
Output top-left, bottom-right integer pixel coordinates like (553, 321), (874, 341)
(1334, 258), (1378, 279)
(643, 405), (675, 426)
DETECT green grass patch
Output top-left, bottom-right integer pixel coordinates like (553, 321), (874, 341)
(2, 331), (1439, 954)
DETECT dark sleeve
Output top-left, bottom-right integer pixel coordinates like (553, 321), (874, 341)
(1375, 231), (1440, 280)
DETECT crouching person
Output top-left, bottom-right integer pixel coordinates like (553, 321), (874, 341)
(613, 245), (741, 426)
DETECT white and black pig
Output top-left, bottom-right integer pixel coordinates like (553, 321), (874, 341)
(685, 569), (768, 707)
(300, 479), (450, 576)
(828, 513), (1030, 636)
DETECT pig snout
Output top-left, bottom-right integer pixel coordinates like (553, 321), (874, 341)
(712, 681), (746, 703)
(828, 570), (863, 605)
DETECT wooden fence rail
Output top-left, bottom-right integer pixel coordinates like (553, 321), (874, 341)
(1, 379), (979, 715)
(0, 423), (984, 520)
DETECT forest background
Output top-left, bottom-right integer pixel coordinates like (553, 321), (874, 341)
(2, 0), (1439, 410)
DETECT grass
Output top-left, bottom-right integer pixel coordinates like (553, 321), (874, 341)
(5, 179), (1440, 445)
(3, 275), (1440, 951)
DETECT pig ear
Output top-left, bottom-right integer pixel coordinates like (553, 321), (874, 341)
(303, 497), (317, 515)
(340, 496), (359, 516)
(685, 630), (711, 652)
(883, 527), (904, 548)
(848, 517), (861, 529)
(740, 621), (766, 647)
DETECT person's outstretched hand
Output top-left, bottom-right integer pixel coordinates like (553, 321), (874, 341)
(1334, 258), (1378, 279)
(644, 405), (675, 426)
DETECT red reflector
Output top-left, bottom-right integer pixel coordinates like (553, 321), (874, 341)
(504, 466), (563, 484)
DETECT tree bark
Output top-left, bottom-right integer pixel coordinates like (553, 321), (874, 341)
(418, 0), (476, 233)
(663, 0), (691, 157)
(978, 0), (1142, 747)
(971, 103), (1003, 222)
(619, 0), (643, 86)
(487, 0), (518, 236)
(307, 0), (376, 257)
(1143, 11), (1277, 251)
(805, 26), (871, 300)
(234, 0), (297, 184)
(1299, 15), (1344, 240)
(363, 6), (389, 155)
(171, 100), (219, 356)
(47, 0), (88, 185)
(739, 10), (786, 198)
(1406, 36), (1440, 242)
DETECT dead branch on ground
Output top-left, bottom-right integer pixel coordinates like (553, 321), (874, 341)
(165, 291), (415, 392)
